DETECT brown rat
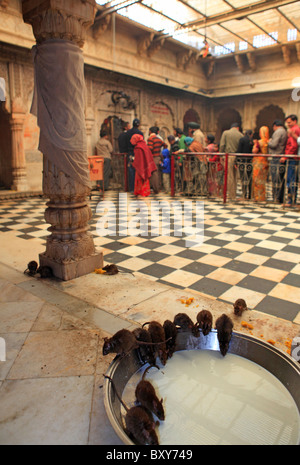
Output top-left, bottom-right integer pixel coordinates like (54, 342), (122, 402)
(102, 264), (134, 276)
(163, 320), (178, 359)
(102, 264), (119, 275)
(174, 313), (199, 337)
(233, 298), (247, 316)
(102, 328), (170, 358)
(135, 365), (165, 421)
(196, 310), (213, 336)
(104, 375), (159, 445)
(132, 328), (156, 365)
(215, 314), (234, 357)
(142, 321), (168, 366)
(37, 266), (53, 279)
(24, 260), (38, 276)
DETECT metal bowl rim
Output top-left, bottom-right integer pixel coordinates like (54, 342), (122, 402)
(103, 329), (300, 445)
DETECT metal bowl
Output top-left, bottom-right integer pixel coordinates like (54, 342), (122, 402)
(103, 330), (300, 445)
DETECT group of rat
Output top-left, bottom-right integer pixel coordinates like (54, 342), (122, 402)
(102, 298), (247, 445)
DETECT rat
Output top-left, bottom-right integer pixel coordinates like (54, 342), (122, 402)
(233, 298), (247, 316)
(215, 314), (234, 357)
(102, 328), (170, 358)
(104, 375), (159, 445)
(37, 266), (53, 279)
(196, 310), (213, 336)
(142, 321), (168, 366)
(174, 313), (199, 337)
(24, 260), (38, 276)
(102, 264), (134, 276)
(163, 320), (178, 359)
(135, 365), (165, 421)
(132, 328), (156, 365)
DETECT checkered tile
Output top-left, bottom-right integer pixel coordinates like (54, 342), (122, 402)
(1, 192), (300, 323)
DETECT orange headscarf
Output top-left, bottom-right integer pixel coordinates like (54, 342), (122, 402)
(130, 134), (143, 146)
(259, 126), (269, 154)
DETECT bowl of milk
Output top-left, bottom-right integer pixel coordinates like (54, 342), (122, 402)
(104, 330), (300, 445)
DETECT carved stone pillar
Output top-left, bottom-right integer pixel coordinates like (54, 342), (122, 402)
(22, 0), (103, 281)
(10, 98), (28, 191)
(85, 108), (96, 156)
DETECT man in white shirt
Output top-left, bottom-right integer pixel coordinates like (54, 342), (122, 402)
(95, 129), (113, 190)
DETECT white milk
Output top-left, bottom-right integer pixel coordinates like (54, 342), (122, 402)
(122, 350), (300, 445)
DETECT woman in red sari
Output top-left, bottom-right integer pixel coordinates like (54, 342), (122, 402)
(131, 134), (157, 197)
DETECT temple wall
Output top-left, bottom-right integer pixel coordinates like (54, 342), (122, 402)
(0, 1), (299, 191)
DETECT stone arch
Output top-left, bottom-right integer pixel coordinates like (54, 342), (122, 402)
(183, 108), (201, 134)
(255, 104), (285, 136)
(215, 108), (242, 143)
(147, 100), (175, 140)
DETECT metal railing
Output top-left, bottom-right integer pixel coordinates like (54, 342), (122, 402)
(171, 152), (300, 208)
(109, 152), (300, 208)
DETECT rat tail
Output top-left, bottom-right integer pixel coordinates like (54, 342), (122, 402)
(103, 375), (129, 412)
(141, 364), (160, 380)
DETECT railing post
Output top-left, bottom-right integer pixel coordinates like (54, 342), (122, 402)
(171, 155), (175, 197)
(124, 154), (128, 192)
(223, 153), (229, 204)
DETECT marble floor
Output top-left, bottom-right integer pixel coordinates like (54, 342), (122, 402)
(0, 190), (299, 445)
(0, 191), (299, 324)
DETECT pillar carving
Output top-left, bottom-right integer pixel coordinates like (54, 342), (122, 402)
(22, 0), (103, 281)
(22, 0), (96, 48)
(10, 98), (28, 191)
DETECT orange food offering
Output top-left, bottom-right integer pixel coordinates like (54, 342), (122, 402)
(180, 297), (195, 306)
(267, 339), (276, 346)
(95, 268), (107, 274)
(241, 321), (254, 330)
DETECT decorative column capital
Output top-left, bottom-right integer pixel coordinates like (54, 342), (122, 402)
(22, 0), (97, 47)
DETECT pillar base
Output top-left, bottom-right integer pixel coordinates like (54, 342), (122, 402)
(39, 251), (103, 281)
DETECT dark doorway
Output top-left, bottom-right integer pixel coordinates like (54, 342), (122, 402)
(183, 109), (201, 135)
(255, 105), (285, 136)
(216, 108), (242, 142)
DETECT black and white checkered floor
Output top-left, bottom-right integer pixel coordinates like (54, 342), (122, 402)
(0, 191), (299, 324)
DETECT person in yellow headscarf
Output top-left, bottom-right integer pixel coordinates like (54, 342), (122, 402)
(252, 126), (269, 202)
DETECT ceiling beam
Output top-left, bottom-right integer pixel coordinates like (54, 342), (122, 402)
(218, 23), (257, 49)
(246, 17), (280, 44)
(170, 0), (299, 34)
(99, 0), (143, 18)
(277, 6), (300, 33)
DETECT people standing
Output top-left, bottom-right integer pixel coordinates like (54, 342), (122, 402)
(189, 136), (208, 196)
(126, 118), (144, 193)
(160, 148), (171, 194)
(147, 126), (167, 193)
(237, 130), (254, 199)
(268, 120), (288, 203)
(252, 126), (269, 202)
(131, 134), (157, 197)
(167, 134), (179, 154)
(219, 123), (243, 200)
(284, 114), (300, 205)
(206, 135), (223, 197)
(95, 129), (113, 190)
(188, 122), (206, 148)
(118, 121), (130, 153)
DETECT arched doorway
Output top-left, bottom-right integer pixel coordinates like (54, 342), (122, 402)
(183, 109), (200, 135)
(100, 115), (128, 151)
(148, 100), (175, 140)
(255, 105), (285, 136)
(216, 108), (242, 142)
